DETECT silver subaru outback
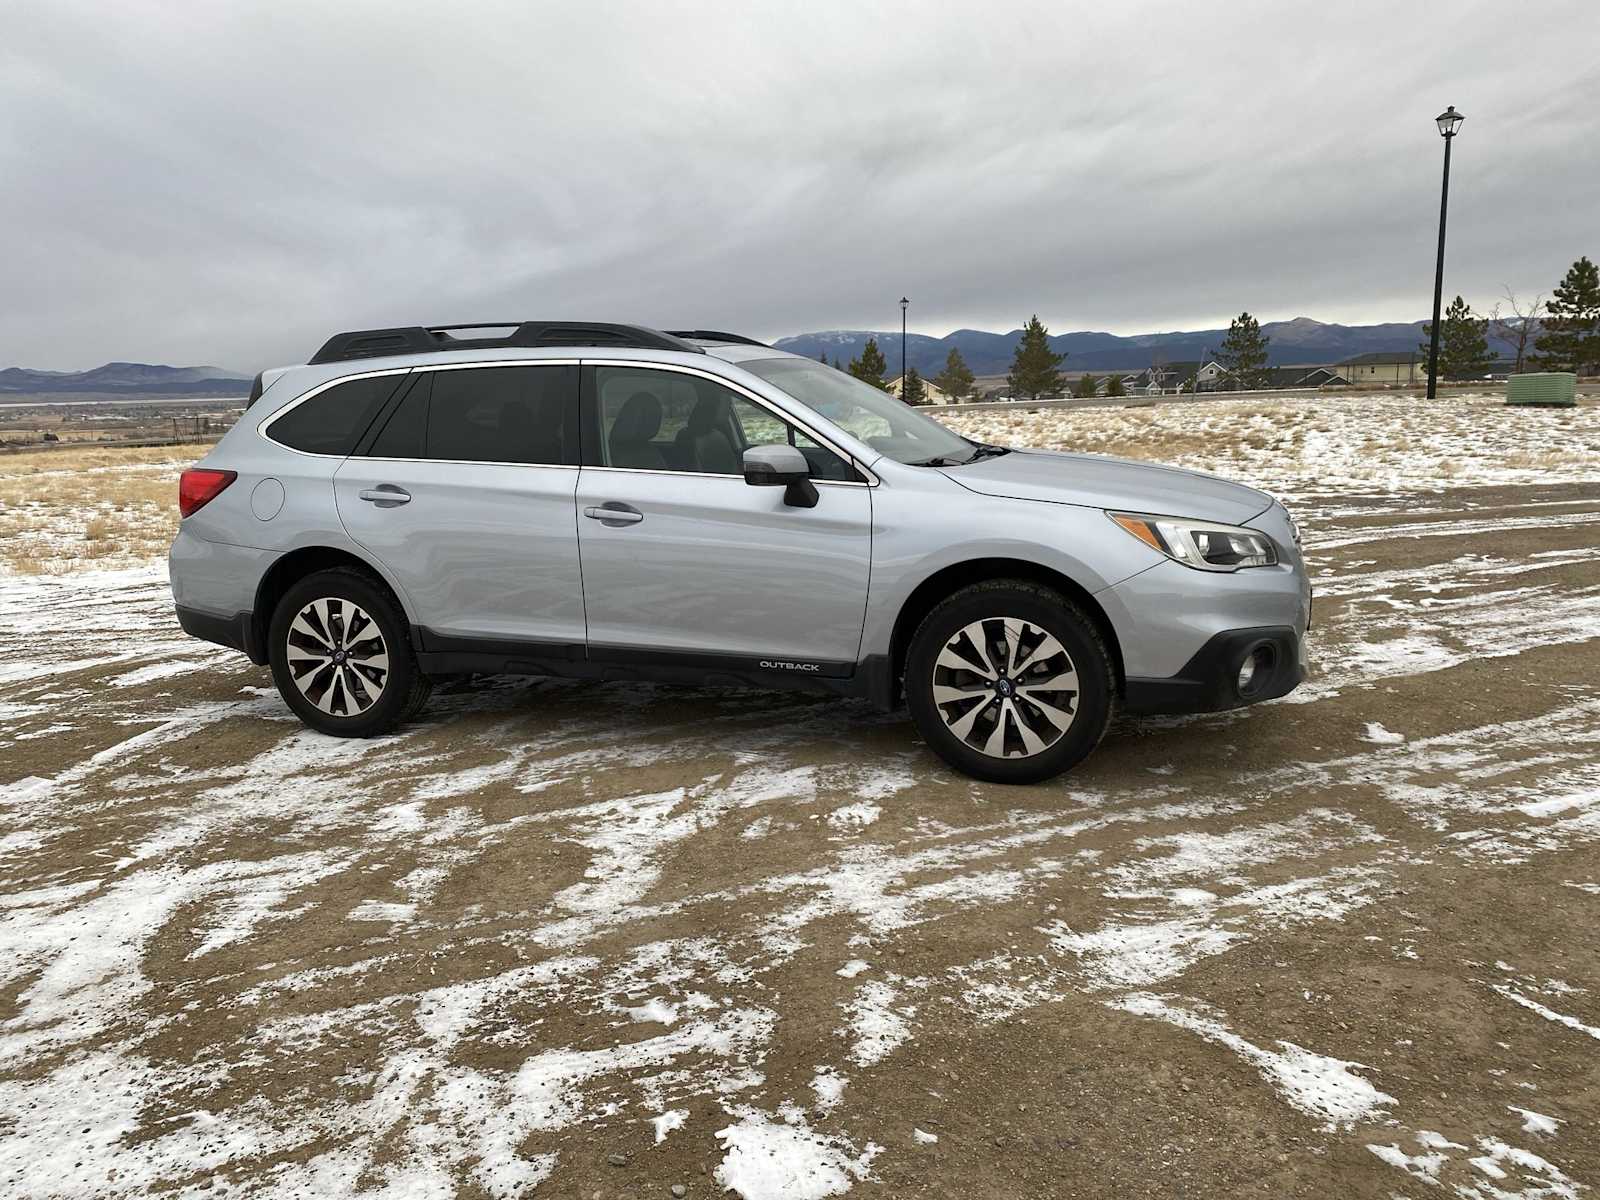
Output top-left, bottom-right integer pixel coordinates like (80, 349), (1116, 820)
(170, 322), (1309, 784)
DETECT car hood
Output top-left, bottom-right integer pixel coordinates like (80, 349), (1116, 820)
(940, 448), (1273, 525)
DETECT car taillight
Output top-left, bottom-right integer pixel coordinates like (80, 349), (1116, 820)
(178, 468), (237, 517)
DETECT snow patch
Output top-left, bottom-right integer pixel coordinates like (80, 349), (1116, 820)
(841, 979), (914, 1067)
(827, 802), (882, 830)
(652, 1108), (688, 1143)
(1116, 994), (1394, 1129)
(715, 1112), (881, 1200)
(1509, 1106), (1561, 1136)
(625, 998), (680, 1026)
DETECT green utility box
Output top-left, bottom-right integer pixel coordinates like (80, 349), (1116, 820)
(1506, 372), (1577, 407)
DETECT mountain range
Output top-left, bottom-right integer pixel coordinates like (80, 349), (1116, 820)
(774, 317), (1436, 377)
(0, 362), (252, 396)
(3, 317), (1444, 395)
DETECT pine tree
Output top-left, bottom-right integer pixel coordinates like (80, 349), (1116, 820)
(1105, 373), (1126, 397)
(1534, 256), (1600, 375)
(1420, 295), (1492, 381)
(1073, 373), (1099, 398)
(1217, 312), (1270, 390)
(848, 338), (889, 390)
(818, 350), (828, 365)
(1007, 315), (1065, 400)
(933, 347), (976, 403)
(900, 367), (928, 406)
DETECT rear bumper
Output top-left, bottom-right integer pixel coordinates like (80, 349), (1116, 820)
(169, 528), (279, 665)
(175, 604), (267, 664)
(1123, 625), (1304, 715)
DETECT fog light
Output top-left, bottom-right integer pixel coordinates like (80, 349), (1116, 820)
(1236, 643), (1278, 698)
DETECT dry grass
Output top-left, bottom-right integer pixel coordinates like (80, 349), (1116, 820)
(0, 445), (200, 473)
(0, 444), (209, 573)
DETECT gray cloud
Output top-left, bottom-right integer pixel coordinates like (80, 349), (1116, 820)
(3, 0), (1597, 370)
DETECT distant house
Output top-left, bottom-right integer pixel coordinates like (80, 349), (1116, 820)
(1120, 360), (1225, 394)
(886, 374), (958, 406)
(1334, 352), (1425, 386)
(1118, 361), (1350, 394)
(1294, 366), (1352, 388)
(1254, 365), (1351, 389)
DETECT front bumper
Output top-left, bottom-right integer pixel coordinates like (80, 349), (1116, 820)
(1098, 500), (1311, 713)
(1123, 625), (1304, 714)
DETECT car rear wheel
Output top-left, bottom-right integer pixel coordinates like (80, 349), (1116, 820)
(268, 567), (430, 737)
(905, 580), (1116, 784)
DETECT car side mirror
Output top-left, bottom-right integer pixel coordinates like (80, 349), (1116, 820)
(743, 444), (818, 509)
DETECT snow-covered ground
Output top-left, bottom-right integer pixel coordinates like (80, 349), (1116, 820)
(937, 391), (1600, 502)
(2, 396), (1599, 1197)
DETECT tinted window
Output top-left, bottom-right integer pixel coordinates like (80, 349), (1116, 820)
(269, 374), (404, 456)
(365, 374), (429, 459)
(424, 365), (574, 465)
(593, 366), (854, 481)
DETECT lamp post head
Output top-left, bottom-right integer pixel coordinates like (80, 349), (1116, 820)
(900, 297), (909, 310)
(1435, 105), (1464, 138)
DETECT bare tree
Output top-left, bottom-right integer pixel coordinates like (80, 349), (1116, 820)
(1489, 288), (1545, 374)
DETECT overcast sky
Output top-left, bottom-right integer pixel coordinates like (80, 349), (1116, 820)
(3, 1), (1597, 371)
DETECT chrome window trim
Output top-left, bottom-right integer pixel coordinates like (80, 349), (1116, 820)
(421, 358), (582, 373)
(258, 359), (582, 463)
(354, 457), (580, 471)
(577, 463), (868, 487)
(583, 358), (879, 486)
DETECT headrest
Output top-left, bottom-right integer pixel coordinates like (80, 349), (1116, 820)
(685, 393), (730, 435)
(612, 392), (662, 442)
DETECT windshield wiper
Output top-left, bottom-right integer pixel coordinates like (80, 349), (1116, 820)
(908, 444), (1011, 468)
(967, 443), (1011, 461)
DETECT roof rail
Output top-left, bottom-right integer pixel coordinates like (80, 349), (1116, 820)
(307, 322), (706, 365)
(665, 330), (769, 348)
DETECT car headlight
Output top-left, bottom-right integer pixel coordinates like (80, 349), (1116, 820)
(1109, 511), (1279, 572)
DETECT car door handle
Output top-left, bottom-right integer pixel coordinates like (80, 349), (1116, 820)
(359, 486), (411, 505)
(584, 503), (643, 526)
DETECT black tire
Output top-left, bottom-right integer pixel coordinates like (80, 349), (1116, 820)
(905, 579), (1116, 784)
(268, 567), (430, 737)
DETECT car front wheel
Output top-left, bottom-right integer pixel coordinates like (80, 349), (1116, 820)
(905, 580), (1116, 784)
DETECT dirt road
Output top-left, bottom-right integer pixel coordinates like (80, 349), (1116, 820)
(2, 401), (1598, 1198)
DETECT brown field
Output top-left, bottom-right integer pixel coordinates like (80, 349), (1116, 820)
(0, 444), (203, 573)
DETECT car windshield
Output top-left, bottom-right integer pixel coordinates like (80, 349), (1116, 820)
(740, 357), (986, 466)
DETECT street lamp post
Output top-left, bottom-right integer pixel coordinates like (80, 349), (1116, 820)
(899, 297), (909, 393)
(1426, 105), (1464, 399)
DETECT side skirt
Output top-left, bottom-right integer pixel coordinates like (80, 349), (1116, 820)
(412, 627), (899, 710)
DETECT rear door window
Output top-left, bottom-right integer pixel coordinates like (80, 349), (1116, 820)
(426, 365), (576, 465)
(268, 373), (406, 456)
(357, 365), (577, 465)
(365, 374), (429, 459)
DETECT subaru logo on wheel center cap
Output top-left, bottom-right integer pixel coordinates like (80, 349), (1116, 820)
(996, 677), (1014, 696)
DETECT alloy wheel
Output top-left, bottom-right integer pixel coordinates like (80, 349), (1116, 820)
(932, 616), (1079, 759)
(285, 596), (390, 716)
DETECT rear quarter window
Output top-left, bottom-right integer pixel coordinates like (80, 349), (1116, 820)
(267, 374), (406, 456)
